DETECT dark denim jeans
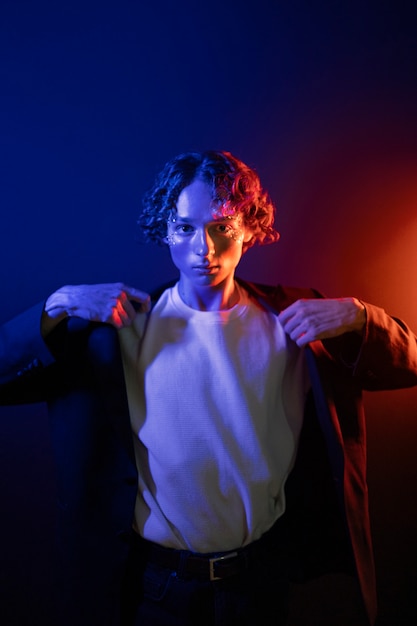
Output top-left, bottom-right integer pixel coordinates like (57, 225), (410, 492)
(133, 561), (289, 626)
(122, 532), (290, 626)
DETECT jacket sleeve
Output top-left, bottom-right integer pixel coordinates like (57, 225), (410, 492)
(323, 301), (417, 390)
(353, 301), (417, 389)
(0, 303), (57, 403)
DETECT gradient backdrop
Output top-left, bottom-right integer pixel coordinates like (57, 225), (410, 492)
(1, 1), (416, 624)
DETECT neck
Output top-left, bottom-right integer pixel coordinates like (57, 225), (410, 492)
(178, 279), (239, 311)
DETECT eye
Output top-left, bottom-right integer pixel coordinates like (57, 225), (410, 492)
(214, 223), (233, 235)
(175, 224), (195, 235)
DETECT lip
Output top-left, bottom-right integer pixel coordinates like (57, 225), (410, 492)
(193, 264), (218, 273)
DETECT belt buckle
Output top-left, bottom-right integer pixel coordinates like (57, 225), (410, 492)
(209, 551), (238, 581)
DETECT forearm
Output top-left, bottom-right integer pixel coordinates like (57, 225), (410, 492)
(0, 302), (55, 388)
(350, 301), (417, 389)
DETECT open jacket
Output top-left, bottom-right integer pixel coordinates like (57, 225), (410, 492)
(1, 278), (417, 626)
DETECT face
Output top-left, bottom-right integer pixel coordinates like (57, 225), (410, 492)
(166, 179), (252, 291)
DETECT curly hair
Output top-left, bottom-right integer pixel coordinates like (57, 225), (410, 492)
(138, 150), (280, 251)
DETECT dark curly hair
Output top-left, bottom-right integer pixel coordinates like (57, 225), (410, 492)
(138, 150), (280, 252)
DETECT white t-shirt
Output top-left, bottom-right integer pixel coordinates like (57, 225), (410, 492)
(118, 282), (309, 552)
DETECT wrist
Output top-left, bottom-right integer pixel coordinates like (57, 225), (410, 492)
(353, 298), (366, 334)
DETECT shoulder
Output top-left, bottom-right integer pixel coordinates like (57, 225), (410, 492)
(236, 277), (323, 313)
(149, 279), (178, 306)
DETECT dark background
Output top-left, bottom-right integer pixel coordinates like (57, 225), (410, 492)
(1, 1), (416, 624)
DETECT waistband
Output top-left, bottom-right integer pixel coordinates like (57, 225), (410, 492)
(130, 519), (288, 582)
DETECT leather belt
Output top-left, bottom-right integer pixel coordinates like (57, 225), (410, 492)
(145, 541), (253, 582)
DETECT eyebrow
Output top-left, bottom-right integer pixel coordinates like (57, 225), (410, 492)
(174, 214), (239, 224)
(173, 215), (193, 223)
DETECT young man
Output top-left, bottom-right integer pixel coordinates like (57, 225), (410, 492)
(1, 150), (416, 626)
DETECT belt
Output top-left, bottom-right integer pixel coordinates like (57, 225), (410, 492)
(146, 544), (248, 581)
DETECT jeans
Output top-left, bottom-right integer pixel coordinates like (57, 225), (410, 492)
(122, 532), (290, 626)
(133, 562), (289, 626)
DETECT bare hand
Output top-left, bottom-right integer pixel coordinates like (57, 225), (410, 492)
(278, 297), (366, 347)
(42, 282), (151, 334)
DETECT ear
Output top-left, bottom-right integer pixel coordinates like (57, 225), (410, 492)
(243, 229), (254, 244)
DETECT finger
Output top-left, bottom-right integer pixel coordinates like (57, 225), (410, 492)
(121, 298), (139, 323)
(281, 317), (300, 336)
(279, 310), (305, 337)
(111, 297), (135, 328)
(294, 328), (318, 346)
(123, 286), (151, 311)
(288, 326), (307, 345)
(118, 289), (150, 317)
(277, 306), (295, 326)
(110, 307), (125, 328)
(278, 300), (306, 328)
(110, 298), (135, 328)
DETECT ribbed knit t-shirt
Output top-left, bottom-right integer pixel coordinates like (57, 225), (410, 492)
(118, 282), (309, 553)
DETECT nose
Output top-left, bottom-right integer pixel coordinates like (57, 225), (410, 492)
(195, 228), (214, 256)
